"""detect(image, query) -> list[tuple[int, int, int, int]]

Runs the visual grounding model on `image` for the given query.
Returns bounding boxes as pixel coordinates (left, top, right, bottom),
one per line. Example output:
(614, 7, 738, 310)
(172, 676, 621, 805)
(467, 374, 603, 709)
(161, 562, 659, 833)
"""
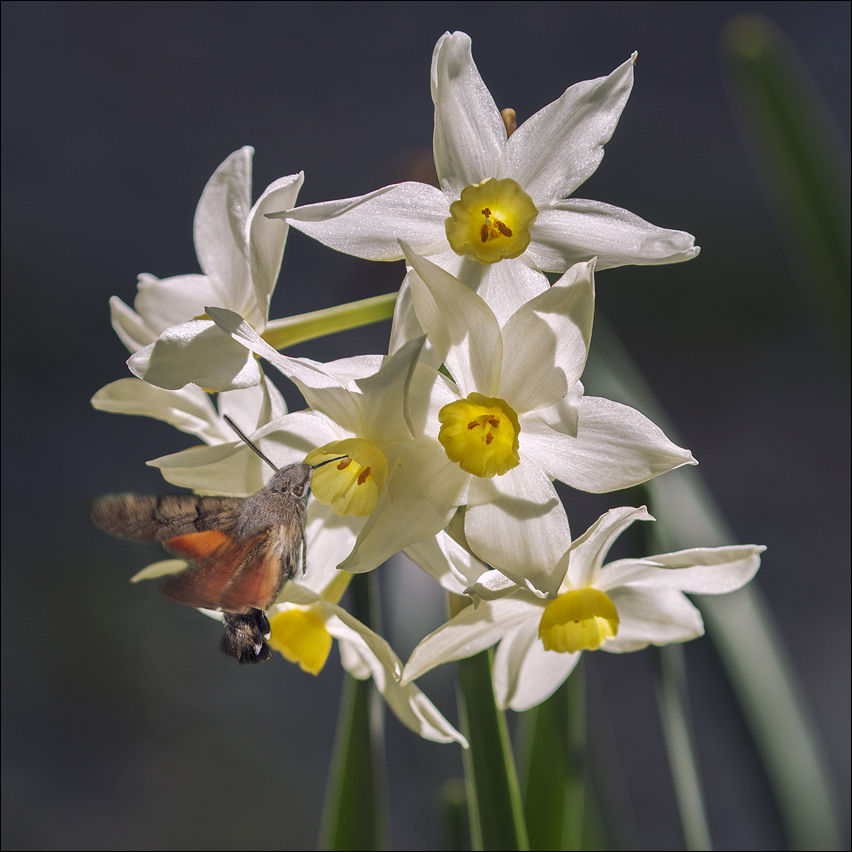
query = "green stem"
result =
(318, 573, 388, 851)
(263, 291, 398, 350)
(518, 664, 591, 851)
(456, 645, 529, 851)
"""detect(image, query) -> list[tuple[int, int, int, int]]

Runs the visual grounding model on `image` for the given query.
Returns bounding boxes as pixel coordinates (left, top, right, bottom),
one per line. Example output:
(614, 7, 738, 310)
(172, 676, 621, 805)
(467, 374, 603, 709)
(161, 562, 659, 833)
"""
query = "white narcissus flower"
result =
(401, 506, 764, 712)
(347, 245, 693, 597)
(110, 146, 304, 392)
(271, 32, 698, 328)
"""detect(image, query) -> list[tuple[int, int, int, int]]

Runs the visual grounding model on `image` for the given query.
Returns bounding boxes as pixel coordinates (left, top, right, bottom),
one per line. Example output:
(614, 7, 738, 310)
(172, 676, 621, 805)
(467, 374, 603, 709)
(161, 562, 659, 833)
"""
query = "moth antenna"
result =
(223, 415, 279, 473)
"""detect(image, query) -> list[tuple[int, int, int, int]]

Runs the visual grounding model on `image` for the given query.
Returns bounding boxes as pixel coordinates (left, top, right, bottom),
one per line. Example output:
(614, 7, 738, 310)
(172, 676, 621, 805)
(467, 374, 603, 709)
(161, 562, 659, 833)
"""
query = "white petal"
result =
(598, 545, 765, 595)
(318, 603, 402, 679)
(303, 501, 363, 594)
(149, 441, 268, 497)
(109, 295, 156, 352)
(565, 506, 654, 590)
(466, 466, 572, 597)
(193, 147, 252, 297)
(521, 397, 696, 493)
(498, 260, 595, 412)
(457, 258, 550, 327)
(216, 375, 288, 435)
(403, 244, 502, 397)
(464, 569, 521, 603)
(134, 273, 222, 337)
(528, 201, 699, 271)
(401, 594, 541, 684)
(339, 439, 470, 575)
(127, 319, 261, 392)
(431, 31, 505, 196)
(335, 629, 467, 746)
(272, 182, 448, 260)
(499, 54, 635, 203)
(91, 378, 227, 444)
(246, 172, 304, 324)
(204, 307, 363, 431)
(605, 586, 704, 652)
(493, 618, 580, 712)
(130, 559, 187, 583)
(356, 336, 425, 444)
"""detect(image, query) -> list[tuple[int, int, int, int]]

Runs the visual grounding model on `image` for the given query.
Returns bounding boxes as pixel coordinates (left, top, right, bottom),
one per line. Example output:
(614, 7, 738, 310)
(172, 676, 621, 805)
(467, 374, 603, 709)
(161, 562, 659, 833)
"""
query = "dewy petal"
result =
(271, 182, 449, 260)
(403, 244, 502, 397)
(401, 594, 541, 685)
(466, 465, 572, 598)
(499, 54, 636, 204)
(598, 545, 765, 595)
(133, 274, 217, 339)
(521, 397, 696, 494)
(128, 319, 261, 392)
(338, 439, 470, 575)
(193, 147, 252, 297)
(356, 336, 424, 445)
(431, 31, 505, 197)
(498, 259, 595, 413)
(457, 257, 550, 328)
(493, 618, 581, 712)
(604, 586, 704, 652)
(246, 172, 304, 325)
(528, 201, 699, 272)
(565, 506, 654, 590)
(91, 378, 226, 444)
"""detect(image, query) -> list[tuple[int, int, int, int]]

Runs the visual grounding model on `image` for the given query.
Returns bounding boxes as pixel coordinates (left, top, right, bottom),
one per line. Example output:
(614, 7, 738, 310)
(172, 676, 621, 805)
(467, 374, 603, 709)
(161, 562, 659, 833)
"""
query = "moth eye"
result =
(291, 484, 306, 497)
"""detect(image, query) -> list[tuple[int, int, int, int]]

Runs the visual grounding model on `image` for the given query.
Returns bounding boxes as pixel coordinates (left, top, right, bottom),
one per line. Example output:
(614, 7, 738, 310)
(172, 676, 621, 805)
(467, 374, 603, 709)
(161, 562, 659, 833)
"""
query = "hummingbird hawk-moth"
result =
(92, 417, 340, 664)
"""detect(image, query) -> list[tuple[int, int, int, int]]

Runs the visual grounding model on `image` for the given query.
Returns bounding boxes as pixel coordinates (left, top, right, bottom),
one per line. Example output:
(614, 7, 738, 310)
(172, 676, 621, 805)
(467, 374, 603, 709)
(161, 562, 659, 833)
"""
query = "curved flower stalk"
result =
(271, 31, 698, 327)
(402, 505, 764, 712)
(110, 146, 304, 392)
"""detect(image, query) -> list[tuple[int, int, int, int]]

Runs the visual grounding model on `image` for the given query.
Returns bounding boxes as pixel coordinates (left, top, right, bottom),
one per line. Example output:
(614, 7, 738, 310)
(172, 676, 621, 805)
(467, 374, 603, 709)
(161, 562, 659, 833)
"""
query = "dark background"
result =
(2, 2, 849, 849)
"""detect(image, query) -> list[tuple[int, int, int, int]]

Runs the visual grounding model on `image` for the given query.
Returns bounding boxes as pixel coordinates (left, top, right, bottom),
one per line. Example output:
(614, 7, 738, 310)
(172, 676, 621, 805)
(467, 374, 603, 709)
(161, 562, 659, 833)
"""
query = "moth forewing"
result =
(91, 494, 243, 542)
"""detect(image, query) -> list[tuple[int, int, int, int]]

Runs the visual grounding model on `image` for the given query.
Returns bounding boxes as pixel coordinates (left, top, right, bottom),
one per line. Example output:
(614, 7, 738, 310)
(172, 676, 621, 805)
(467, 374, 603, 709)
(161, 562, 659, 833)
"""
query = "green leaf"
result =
(722, 13, 851, 365)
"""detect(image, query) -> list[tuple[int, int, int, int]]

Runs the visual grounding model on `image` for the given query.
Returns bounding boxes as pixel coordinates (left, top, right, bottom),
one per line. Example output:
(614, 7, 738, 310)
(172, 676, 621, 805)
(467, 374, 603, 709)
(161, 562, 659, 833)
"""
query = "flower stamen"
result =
(438, 393, 520, 477)
(445, 177, 538, 264)
(305, 438, 388, 517)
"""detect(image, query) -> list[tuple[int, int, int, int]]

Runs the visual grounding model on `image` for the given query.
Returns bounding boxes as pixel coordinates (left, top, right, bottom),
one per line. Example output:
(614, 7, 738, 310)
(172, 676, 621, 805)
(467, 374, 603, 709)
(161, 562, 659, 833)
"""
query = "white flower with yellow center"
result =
(110, 146, 304, 392)
(271, 32, 698, 327)
(344, 245, 694, 597)
(401, 506, 764, 712)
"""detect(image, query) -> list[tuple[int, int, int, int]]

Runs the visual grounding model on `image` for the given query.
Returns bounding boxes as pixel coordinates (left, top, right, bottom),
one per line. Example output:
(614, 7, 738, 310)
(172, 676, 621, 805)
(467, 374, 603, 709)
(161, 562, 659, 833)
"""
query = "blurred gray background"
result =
(2, 2, 849, 849)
